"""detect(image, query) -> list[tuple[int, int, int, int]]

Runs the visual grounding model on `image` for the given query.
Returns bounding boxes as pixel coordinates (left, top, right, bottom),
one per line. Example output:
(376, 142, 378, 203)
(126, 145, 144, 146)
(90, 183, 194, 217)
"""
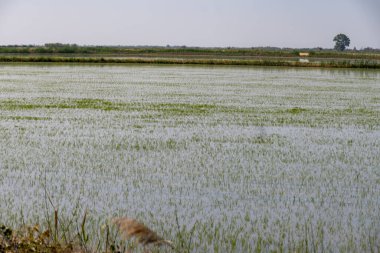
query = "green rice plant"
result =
(0, 64, 379, 252)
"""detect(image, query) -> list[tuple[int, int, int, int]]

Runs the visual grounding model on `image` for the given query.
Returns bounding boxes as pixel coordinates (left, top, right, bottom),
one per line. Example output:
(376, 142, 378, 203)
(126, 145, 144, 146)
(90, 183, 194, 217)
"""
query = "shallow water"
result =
(0, 64, 379, 252)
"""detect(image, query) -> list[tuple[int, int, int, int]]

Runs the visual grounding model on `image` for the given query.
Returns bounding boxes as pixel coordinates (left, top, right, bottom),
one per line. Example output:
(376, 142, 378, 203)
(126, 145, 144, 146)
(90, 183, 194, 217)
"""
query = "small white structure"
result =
(299, 52, 310, 57)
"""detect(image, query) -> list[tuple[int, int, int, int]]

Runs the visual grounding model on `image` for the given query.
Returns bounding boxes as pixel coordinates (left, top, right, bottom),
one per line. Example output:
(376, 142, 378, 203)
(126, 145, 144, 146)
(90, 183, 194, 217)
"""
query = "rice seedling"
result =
(0, 64, 379, 252)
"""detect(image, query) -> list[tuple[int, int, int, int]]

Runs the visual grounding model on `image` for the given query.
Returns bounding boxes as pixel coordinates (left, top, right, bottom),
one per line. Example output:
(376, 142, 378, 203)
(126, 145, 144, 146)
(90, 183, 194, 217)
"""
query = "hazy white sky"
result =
(0, 0, 379, 48)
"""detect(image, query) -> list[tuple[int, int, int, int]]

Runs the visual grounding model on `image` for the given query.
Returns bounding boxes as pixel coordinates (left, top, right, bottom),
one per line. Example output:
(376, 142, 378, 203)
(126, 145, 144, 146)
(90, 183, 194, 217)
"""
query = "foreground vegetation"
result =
(1, 209, 177, 253)
(1, 65, 379, 252)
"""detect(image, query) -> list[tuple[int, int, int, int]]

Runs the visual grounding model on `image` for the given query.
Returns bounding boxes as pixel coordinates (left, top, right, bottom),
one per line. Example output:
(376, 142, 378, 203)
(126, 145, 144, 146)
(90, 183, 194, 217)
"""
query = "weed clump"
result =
(0, 224, 79, 253)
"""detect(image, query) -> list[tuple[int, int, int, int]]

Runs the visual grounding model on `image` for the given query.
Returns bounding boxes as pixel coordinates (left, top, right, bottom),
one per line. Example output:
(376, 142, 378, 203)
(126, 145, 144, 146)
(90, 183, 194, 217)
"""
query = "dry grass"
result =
(113, 217, 174, 249)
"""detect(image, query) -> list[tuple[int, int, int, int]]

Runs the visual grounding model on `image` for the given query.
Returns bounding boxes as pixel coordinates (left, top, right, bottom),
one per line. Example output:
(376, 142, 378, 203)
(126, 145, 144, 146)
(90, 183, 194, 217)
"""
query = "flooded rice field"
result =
(0, 64, 379, 252)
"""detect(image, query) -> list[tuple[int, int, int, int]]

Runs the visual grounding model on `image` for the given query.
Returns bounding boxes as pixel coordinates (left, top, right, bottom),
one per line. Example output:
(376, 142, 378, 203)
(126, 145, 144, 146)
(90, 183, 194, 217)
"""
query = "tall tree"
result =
(333, 34, 350, 51)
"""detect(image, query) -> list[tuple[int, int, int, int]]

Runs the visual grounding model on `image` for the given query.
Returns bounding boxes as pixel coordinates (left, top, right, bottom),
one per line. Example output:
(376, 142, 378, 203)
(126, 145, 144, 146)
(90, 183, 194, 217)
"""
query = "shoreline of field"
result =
(1, 55, 380, 69)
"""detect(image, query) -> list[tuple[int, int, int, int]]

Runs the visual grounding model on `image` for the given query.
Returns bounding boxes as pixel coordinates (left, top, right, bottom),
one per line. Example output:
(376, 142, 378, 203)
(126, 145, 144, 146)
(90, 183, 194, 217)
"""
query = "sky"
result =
(0, 0, 379, 49)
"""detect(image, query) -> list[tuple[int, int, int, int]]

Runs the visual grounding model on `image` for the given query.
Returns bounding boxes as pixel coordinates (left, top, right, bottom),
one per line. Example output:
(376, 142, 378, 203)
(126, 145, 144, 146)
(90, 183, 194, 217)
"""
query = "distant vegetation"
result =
(0, 55, 379, 69)
(0, 43, 379, 58)
(0, 44, 379, 68)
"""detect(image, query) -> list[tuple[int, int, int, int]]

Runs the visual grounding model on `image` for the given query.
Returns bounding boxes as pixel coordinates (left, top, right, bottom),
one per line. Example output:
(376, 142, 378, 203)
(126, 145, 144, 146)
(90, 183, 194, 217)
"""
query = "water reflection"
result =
(319, 68, 380, 79)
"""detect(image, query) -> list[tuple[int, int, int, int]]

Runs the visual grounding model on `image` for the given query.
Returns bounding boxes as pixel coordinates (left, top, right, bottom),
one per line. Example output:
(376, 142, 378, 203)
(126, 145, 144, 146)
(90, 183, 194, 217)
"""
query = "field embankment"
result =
(0, 55, 379, 68)
(1, 45, 380, 68)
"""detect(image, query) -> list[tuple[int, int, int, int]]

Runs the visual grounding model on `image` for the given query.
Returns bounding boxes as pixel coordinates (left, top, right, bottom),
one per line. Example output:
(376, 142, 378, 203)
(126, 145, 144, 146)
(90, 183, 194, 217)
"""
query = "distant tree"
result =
(333, 34, 350, 51)
(363, 47, 374, 52)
